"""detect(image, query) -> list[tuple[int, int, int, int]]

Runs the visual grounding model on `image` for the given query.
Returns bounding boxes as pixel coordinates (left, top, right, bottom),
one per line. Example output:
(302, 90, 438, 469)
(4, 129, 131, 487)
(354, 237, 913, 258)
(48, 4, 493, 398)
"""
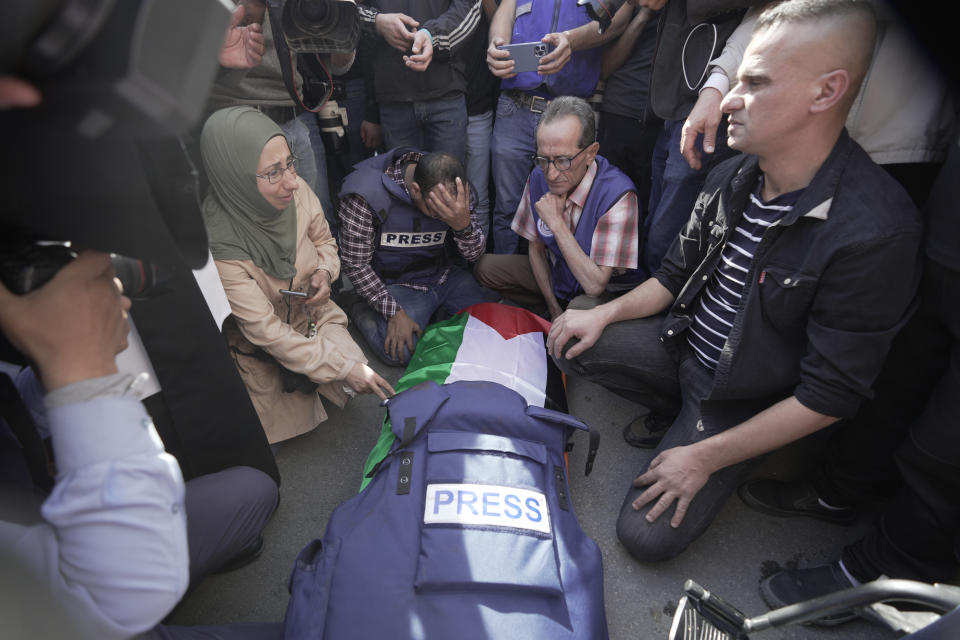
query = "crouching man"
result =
(475, 96, 643, 319)
(547, 0, 922, 562)
(339, 149, 496, 366)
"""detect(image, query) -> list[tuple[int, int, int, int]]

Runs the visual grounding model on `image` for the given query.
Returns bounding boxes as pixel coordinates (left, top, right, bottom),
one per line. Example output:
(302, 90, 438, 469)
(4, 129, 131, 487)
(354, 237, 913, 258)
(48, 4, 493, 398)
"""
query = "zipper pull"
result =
(759, 271, 766, 284)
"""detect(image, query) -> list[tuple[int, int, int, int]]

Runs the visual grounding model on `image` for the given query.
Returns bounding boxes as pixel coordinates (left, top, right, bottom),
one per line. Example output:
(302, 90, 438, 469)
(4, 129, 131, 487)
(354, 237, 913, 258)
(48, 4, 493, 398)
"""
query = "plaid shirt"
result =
(512, 160, 639, 277)
(339, 151, 485, 319)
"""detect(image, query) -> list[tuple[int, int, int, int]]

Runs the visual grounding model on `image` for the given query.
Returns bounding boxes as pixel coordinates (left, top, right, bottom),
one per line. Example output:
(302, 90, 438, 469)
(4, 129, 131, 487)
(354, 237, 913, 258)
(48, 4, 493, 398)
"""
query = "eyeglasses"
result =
(256, 157, 298, 184)
(532, 146, 588, 172)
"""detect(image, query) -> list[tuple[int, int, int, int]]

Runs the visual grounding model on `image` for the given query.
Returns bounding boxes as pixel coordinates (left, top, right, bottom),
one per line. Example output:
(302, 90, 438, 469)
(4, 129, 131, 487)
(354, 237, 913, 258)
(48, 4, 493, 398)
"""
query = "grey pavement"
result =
(168, 327, 900, 640)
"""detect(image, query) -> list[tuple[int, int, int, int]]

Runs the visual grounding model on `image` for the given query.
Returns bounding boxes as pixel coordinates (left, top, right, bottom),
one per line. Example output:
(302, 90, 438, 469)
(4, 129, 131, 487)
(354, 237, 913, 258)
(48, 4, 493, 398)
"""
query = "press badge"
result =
(380, 231, 447, 247)
(424, 483, 551, 535)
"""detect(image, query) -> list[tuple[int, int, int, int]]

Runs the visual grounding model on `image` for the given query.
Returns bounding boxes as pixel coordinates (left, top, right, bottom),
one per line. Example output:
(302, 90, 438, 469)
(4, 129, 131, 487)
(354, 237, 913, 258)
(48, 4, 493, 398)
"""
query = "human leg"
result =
(490, 94, 540, 254)
(348, 285, 439, 366)
(615, 353, 758, 562)
(464, 109, 494, 241)
(473, 254, 546, 310)
(296, 110, 334, 228)
(597, 112, 661, 225)
(279, 115, 318, 199)
(184, 466, 279, 584)
(419, 95, 468, 161)
(379, 102, 422, 150)
(641, 119, 735, 275)
(434, 267, 499, 319)
(552, 315, 682, 416)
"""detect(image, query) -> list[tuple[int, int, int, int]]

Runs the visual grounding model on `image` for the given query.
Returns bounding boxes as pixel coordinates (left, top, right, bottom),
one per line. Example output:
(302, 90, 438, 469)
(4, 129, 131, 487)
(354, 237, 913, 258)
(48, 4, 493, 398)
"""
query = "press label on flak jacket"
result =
(424, 483, 551, 534)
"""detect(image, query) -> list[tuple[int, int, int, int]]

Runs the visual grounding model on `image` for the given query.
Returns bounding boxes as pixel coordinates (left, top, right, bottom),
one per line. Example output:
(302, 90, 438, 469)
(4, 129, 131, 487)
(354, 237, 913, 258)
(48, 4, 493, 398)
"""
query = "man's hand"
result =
(534, 192, 566, 232)
(219, 5, 266, 69)
(360, 121, 382, 149)
(537, 32, 572, 75)
(681, 87, 724, 170)
(0, 251, 131, 391)
(426, 177, 471, 231)
(304, 270, 332, 309)
(487, 37, 516, 78)
(631, 444, 714, 528)
(404, 30, 434, 72)
(546, 308, 605, 360)
(344, 362, 396, 401)
(376, 12, 419, 52)
(385, 309, 422, 362)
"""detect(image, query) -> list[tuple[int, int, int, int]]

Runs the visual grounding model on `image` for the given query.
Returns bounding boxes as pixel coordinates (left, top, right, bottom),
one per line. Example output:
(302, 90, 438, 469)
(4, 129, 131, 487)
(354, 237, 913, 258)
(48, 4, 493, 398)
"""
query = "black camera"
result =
(0, 230, 174, 300)
(272, 0, 361, 53)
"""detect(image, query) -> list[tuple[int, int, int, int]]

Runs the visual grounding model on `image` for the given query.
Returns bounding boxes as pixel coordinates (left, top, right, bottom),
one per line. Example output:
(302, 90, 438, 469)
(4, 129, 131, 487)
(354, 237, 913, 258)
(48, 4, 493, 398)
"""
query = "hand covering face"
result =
(200, 106, 297, 280)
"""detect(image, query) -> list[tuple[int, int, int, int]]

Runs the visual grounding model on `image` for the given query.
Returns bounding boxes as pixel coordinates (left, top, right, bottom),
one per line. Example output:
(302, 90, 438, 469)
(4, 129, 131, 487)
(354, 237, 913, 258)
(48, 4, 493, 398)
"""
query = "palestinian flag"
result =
(360, 303, 566, 488)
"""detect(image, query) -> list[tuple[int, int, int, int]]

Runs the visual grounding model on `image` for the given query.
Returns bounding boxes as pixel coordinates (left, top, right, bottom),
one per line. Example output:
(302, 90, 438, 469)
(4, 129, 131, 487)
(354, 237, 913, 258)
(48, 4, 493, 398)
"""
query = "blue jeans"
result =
(350, 268, 497, 366)
(280, 111, 333, 218)
(379, 95, 467, 161)
(490, 93, 541, 254)
(643, 118, 735, 275)
(464, 109, 494, 243)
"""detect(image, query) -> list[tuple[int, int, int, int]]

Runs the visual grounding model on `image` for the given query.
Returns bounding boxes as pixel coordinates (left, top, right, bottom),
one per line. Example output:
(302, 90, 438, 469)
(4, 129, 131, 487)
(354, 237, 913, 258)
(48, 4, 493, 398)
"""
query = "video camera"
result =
(274, 0, 361, 54)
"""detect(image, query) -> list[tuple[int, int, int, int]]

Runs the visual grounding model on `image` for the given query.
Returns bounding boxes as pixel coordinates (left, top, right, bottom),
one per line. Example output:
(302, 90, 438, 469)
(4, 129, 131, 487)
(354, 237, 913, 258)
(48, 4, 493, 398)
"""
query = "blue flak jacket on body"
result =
(282, 380, 608, 639)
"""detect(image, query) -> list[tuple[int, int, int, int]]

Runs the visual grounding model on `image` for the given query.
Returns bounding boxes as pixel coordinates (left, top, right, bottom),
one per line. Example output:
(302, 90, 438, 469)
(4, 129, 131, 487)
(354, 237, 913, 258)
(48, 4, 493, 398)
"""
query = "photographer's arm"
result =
(0, 252, 189, 638)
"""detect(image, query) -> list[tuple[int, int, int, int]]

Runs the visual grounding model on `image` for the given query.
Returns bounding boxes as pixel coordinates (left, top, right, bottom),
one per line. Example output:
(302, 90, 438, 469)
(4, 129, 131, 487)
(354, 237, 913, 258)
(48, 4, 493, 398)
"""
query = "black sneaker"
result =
(760, 563, 859, 626)
(621, 413, 674, 449)
(738, 478, 856, 525)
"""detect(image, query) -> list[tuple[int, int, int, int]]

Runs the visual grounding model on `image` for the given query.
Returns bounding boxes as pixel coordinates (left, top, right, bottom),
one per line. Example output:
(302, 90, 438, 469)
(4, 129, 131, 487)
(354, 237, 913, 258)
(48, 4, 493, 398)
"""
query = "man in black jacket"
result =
(357, 0, 481, 161)
(546, 0, 921, 562)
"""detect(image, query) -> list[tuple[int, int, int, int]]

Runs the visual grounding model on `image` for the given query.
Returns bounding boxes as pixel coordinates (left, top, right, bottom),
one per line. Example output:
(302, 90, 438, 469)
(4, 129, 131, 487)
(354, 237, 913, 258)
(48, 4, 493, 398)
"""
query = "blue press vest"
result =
(529, 155, 643, 300)
(283, 380, 609, 639)
(339, 147, 451, 286)
(502, 0, 601, 97)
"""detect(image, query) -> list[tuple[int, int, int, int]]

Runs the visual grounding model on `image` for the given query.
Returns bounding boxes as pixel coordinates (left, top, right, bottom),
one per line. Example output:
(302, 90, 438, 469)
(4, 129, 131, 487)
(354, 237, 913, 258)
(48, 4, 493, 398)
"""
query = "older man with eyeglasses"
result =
(475, 96, 642, 319)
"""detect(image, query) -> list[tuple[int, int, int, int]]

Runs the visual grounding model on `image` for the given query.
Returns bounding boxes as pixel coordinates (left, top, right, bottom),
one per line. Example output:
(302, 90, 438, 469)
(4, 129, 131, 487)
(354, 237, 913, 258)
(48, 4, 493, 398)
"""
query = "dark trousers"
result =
(152, 467, 280, 638)
(597, 111, 662, 225)
(837, 259, 960, 582)
(553, 317, 758, 561)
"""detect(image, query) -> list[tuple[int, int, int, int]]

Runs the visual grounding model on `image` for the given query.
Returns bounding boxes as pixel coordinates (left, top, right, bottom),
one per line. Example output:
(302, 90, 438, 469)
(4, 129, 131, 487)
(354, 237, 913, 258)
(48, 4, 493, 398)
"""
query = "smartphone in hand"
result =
(497, 41, 554, 74)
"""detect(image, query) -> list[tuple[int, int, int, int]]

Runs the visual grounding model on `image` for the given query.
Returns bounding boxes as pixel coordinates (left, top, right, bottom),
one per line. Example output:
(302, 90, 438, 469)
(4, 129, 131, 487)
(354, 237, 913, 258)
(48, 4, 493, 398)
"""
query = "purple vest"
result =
(529, 155, 642, 301)
(501, 0, 600, 97)
(339, 148, 451, 286)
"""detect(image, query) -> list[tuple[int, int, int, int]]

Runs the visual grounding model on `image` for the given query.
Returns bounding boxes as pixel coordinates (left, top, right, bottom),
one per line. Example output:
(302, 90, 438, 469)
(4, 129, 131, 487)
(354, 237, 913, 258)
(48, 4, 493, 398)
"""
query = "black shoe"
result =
(621, 413, 673, 449)
(738, 478, 856, 525)
(760, 563, 859, 626)
(213, 535, 264, 574)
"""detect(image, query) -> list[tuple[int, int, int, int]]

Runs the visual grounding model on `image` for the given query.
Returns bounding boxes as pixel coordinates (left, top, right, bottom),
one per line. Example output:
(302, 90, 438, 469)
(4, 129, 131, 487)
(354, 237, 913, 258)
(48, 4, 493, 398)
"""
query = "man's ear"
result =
(409, 181, 422, 201)
(810, 69, 850, 113)
(585, 141, 600, 164)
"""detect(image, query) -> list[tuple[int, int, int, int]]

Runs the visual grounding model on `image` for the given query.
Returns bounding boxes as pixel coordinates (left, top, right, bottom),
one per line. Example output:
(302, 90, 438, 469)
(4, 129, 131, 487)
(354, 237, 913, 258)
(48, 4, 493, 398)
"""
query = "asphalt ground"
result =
(168, 322, 902, 640)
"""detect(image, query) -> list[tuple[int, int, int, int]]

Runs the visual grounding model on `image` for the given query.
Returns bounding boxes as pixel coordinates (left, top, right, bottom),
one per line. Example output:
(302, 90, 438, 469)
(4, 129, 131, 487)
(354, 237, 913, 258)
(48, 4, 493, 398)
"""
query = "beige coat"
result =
(216, 177, 367, 443)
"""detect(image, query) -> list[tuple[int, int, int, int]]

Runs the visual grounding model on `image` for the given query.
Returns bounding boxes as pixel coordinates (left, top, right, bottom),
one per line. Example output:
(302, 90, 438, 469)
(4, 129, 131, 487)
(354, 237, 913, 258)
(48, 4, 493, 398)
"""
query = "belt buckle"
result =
(530, 95, 548, 114)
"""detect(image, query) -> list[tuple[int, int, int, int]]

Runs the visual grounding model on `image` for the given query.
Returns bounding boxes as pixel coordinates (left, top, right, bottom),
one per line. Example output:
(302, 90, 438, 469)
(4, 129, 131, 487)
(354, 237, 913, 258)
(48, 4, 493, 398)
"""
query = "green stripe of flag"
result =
(359, 313, 470, 489)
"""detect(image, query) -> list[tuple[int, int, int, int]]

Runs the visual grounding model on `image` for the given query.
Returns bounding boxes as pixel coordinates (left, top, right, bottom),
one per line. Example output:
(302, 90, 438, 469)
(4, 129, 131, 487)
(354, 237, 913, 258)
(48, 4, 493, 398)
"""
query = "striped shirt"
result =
(512, 161, 640, 276)
(687, 183, 802, 369)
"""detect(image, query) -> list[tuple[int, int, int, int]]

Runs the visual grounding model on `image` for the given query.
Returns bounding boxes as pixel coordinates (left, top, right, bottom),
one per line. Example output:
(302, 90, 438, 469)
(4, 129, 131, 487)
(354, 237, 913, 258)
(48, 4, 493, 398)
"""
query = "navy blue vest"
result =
(339, 148, 451, 286)
(502, 0, 601, 97)
(283, 380, 608, 639)
(530, 155, 642, 301)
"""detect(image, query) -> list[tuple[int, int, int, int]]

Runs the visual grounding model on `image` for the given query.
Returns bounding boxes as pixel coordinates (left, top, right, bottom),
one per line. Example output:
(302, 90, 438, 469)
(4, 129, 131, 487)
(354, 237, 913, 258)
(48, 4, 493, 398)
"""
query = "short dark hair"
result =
(537, 96, 596, 149)
(412, 152, 467, 196)
(756, 0, 876, 31)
